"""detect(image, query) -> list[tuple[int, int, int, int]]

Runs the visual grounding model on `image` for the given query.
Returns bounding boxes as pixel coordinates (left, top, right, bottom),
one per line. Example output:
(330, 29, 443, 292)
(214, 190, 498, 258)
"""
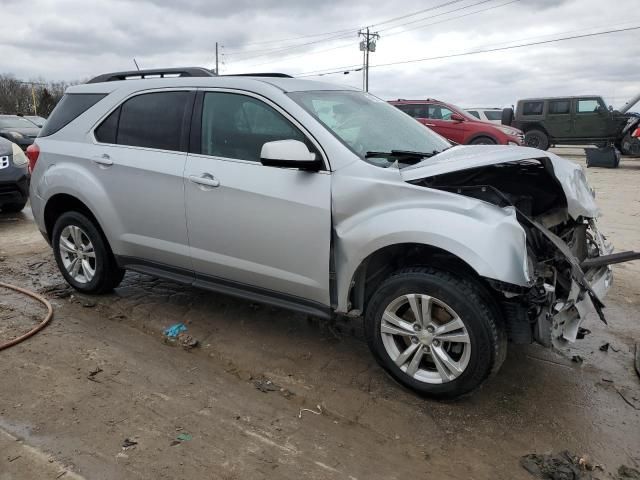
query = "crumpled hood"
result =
(400, 145, 600, 219)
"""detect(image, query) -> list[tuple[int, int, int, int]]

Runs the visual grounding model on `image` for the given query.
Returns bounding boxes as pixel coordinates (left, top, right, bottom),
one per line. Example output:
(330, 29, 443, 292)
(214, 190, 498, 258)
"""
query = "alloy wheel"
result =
(58, 225, 97, 284)
(380, 294, 471, 384)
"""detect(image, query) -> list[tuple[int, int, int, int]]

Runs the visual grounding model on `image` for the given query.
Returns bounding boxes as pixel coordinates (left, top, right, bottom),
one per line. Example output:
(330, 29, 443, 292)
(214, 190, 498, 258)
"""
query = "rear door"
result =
(184, 90, 332, 308)
(545, 99, 572, 138)
(426, 103, 466, 144)
(91, 89, 194, 273)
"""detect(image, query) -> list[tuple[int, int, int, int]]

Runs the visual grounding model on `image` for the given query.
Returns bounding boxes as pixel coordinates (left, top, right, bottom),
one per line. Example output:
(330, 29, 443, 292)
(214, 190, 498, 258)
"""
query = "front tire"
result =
(52, 211, 125, 294)
(364, 267, 506, 398)
(469, 136, 496, 145)
(524, 129, 550, 150)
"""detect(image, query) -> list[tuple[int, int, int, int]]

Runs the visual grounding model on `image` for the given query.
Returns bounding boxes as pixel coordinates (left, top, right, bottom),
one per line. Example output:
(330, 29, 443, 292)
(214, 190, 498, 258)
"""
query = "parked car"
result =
(29, 67, 638, 398)
(389, 99, 524, 145)
(505, 94, 640, 153)
(22, 115, 47, 128)
(0, 115, 41, 150)
(0, 136, 30, 213)
(465, 108, 503, 124)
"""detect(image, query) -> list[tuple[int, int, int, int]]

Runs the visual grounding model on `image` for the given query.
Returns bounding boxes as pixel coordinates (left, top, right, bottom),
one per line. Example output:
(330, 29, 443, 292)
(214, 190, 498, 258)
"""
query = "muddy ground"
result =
(1, 148, 639, 479)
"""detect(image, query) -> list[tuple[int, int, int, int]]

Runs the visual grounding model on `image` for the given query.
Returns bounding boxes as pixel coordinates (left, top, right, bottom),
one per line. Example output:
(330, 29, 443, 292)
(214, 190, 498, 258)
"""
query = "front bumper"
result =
(0, 161, 29, 206)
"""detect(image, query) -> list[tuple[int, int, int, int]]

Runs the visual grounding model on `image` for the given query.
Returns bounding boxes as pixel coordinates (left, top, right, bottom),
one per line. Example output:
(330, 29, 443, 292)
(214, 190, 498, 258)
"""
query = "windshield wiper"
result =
(365, 150, 436, 159)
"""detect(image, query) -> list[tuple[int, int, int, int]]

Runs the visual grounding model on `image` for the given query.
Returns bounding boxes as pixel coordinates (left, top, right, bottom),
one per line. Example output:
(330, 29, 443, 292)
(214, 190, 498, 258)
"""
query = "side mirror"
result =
(450, 113, 465, 122)
(596, 105, 606, 114)
(260, 140, 321, 171)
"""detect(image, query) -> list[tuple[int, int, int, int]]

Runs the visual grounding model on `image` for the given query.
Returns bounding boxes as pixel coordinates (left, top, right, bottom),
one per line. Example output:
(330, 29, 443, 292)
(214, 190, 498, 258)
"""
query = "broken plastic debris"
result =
(164, 323, 187, 338)
(176, 433, 192, 442)
(298, 404, 322, 419)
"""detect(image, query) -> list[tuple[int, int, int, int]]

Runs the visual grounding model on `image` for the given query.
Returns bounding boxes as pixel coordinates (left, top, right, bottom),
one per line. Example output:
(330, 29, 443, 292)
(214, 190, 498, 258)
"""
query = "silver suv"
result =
(29, 67, 636, 398)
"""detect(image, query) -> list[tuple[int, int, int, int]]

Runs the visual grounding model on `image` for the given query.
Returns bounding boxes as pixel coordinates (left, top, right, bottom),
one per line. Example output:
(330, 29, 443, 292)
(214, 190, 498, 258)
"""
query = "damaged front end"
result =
(403, 147, 639, 349)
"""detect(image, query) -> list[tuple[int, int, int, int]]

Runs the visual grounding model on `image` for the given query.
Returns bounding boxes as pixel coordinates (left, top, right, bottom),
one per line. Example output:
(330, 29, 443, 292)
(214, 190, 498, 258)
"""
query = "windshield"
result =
(288, 90, 450, 168)
(0, 117, 36, 129)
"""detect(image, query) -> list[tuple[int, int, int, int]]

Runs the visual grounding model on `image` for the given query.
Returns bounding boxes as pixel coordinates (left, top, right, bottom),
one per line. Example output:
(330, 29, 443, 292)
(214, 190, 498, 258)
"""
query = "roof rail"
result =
(87, 67, 216, 84)
(221, 73, 293, 78)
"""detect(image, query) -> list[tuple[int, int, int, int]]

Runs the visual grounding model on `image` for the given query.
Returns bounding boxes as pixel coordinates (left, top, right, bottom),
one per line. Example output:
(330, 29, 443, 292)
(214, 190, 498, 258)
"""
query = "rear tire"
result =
(469, 136, 496, 145)
(524, 129, 550, 150)
(52, 211, 125, 294)
(1, 201, 27, 213)
(364, 267, 506, 399)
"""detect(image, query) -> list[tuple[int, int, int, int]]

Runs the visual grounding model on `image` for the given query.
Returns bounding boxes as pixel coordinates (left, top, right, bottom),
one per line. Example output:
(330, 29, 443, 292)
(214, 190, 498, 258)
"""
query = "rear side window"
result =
(395, 104, 427, 119)
(484, 110, 502, 121)
(40, 93, 106, 137)
(116, 92, 191, 151)
(522, 101, 543, 116)
(549, 100, 570, 114)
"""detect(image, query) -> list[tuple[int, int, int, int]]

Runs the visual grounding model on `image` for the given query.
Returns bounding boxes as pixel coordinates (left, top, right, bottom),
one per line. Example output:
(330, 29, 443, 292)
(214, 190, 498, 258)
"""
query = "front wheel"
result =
(469, 136, 496, 145)
(365, 268, 506, 398)
(52, 211, 125, 294)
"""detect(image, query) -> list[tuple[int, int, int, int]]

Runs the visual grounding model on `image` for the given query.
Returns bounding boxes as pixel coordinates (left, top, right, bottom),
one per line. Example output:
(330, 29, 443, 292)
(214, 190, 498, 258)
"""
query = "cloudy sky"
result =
(2, 0, 639, 108)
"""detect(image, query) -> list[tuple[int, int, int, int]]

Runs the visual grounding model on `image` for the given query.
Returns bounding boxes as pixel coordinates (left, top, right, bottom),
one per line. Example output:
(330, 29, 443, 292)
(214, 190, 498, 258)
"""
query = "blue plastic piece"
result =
(164, 323, 187, 338)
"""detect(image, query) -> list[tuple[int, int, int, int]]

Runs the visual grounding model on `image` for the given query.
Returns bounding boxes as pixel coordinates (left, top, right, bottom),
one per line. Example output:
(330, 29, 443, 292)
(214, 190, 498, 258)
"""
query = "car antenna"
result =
(133, 58, 141, 71)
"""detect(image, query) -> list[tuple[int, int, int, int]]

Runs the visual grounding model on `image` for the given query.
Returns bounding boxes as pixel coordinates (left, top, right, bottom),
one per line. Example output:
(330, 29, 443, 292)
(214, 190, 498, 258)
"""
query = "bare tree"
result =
(0, 73, 76, 117)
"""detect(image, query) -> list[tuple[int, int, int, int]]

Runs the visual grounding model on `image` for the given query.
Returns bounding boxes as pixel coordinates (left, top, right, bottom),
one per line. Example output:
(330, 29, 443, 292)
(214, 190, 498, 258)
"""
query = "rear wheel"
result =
(469, 136, 496, 145)
(52, 211, 125, 293)
(1, 201, 26, 213)
(365, 267, 506, 398)
(524, 129, 550, 150)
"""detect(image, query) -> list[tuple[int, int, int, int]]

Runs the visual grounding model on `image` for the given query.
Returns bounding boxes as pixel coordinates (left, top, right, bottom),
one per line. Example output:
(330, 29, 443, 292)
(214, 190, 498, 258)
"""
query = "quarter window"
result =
(97, 91, 191, 152)
(467, 110, 480, 119)
(522, 101, 544, 116)
(549, 100, 570, 114)
(200, 92, 311, 162)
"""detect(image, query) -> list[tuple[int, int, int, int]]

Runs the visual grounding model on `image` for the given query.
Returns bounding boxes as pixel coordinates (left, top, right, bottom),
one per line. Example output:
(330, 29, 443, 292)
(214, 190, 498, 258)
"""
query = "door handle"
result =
(92, 153, 113, 167)
(425, 123, 436, 127)
(189, 174, 220, 188)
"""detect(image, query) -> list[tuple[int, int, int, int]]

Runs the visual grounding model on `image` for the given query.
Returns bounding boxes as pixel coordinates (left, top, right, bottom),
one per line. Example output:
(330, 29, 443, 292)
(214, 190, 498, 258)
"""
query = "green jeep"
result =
(506, 95, 640, 154)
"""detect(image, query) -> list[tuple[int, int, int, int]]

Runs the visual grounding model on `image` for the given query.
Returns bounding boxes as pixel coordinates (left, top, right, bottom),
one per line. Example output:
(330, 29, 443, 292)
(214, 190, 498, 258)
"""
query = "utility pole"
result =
(358, 28, 379, 92)
(215, 42, 219, 75)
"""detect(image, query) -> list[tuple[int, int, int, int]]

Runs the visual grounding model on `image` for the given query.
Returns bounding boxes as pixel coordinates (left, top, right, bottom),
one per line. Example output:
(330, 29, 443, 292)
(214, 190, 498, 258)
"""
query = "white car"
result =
(465, 108, 504, 124)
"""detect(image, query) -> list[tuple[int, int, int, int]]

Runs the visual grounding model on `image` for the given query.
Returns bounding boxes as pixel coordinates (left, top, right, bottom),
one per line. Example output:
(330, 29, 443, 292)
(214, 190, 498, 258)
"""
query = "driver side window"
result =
(201, 92, 311, 162)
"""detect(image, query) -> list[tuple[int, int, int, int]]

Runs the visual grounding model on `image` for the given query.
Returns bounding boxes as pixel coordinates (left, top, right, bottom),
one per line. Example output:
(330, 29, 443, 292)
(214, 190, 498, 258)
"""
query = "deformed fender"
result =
(331, 166, 531, 313)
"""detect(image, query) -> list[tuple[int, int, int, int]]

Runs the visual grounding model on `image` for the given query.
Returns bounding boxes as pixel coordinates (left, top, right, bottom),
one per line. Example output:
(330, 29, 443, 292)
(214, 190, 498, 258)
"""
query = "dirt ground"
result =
(1, 148, 639, 480)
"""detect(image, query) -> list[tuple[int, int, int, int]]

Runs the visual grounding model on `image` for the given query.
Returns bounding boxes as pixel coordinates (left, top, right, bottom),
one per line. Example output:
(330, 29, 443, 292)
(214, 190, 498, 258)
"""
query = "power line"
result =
(368, 0, 467, 27)
(225, 31, 357, 59)
(296, 25, 640, 77)
(380, 0, 503, 34)
(382, 0, 520, 37)
(226, 0, 491, 60)
(226, 27, 359, 49)
(229, 0, 518, 69)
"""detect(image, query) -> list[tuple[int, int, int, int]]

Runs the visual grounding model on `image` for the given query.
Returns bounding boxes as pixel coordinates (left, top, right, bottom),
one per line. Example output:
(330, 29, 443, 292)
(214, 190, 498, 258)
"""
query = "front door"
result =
(184, 90, 332, 307)
(90, 89, 194, 272)
(573, 98, 607, 139)
(426, 104, 466, 144)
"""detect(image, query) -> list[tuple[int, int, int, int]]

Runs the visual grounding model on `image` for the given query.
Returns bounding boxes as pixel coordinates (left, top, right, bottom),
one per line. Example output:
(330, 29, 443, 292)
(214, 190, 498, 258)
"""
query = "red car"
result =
(389, 99, 524, 146)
